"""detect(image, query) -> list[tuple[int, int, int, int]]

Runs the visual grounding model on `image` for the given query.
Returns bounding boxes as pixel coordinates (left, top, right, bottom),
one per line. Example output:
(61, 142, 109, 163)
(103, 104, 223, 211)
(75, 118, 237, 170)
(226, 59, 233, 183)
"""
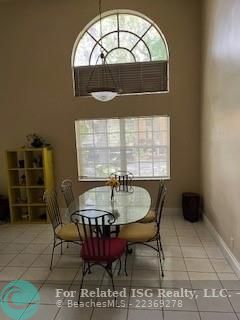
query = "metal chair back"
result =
(154, 180, 165, 212)
(43, 191, 62, 232)
(71, 209, 116, 258)
(110, 170, 133, 192)
(61, 179, 74, 208)
(156, 185, 166, 229)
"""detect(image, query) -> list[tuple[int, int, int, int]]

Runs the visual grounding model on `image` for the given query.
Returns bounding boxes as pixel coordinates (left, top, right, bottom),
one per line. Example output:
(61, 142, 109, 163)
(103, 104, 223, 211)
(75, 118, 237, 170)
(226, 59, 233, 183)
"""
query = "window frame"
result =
(75, 115, 171, 182)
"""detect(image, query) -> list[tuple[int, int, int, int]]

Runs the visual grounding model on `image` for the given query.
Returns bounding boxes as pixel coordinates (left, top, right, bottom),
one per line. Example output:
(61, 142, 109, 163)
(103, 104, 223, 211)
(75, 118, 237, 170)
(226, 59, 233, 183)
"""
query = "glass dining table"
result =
(68, 186, 151, 226)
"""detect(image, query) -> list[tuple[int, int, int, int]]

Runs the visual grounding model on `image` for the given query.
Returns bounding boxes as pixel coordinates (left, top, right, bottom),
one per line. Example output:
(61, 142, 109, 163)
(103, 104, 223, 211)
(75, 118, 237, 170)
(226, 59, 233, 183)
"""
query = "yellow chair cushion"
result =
(138, 209, 156, 223)
(56, 223, 88, 241)
(118, 222, 157, 242)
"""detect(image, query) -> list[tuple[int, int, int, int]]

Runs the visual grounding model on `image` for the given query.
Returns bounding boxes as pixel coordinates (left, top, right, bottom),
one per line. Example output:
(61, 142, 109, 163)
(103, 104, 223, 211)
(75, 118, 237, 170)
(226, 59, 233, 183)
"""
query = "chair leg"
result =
(107, 264, 115, 292)
(127, 247, 133, 254)
(67, 243, 69, 249)
(50, 238, 56, 271)
(157, 239, 164, 278)
(106, 264, 117, 306)
(118, 257, 122, 276)
(88, 262, 92, 274)
(159, 237, 165, 260)
(124, 245, 129, 276)
(78, 261, 86, 303)
(60, 241, 63, 255)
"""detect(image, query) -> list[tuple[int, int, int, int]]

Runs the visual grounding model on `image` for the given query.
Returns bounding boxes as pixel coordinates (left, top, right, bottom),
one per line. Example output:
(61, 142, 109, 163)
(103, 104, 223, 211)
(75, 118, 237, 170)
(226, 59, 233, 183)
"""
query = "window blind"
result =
(73, 61, 168, 97)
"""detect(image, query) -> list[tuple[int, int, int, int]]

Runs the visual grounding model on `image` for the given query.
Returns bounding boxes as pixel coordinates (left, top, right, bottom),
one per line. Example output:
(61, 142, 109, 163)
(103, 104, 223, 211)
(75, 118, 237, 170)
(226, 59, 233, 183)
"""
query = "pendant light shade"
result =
(91, 90, 118, 102)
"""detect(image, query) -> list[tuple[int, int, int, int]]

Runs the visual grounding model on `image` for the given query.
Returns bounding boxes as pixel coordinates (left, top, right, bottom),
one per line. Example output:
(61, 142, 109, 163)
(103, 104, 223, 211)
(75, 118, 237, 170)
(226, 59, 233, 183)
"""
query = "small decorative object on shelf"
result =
(21, 213, 29, 221)
(18, 160, 25, 168)
(26, 134, 50, 148)
(39, 212, 47, 220)
(106, 177, 120, 201)
(36, 176, 44, 185)
(32, 156, 42, 168)
(20, 174, 26, 186)
(38, 155, 43, 167)
(16, 197, 27, 204)
(37, 195, 44, 203)
(32, 158, 39, 168)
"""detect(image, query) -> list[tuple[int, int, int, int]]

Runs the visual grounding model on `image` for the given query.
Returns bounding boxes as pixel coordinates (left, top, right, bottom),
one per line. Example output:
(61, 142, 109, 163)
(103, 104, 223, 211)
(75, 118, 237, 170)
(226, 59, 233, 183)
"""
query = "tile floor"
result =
(0, 215, 240, 320)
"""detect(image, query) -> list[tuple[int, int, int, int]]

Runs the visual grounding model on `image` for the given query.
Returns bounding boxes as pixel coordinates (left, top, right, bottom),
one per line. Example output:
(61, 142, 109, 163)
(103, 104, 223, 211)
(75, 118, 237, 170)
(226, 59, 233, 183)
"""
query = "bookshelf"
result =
(6, 147, 54, 223)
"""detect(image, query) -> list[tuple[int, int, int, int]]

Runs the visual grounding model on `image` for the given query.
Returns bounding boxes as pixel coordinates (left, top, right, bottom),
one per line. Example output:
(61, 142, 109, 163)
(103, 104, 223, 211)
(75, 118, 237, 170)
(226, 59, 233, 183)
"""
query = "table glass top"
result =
(68, 186, 151, 225)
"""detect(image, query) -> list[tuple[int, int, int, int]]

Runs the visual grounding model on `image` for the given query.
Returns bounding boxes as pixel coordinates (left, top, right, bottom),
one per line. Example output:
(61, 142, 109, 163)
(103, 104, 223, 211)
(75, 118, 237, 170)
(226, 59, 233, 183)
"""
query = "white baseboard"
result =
(204, 214, 240, 277)
(164, 207, 182, 216)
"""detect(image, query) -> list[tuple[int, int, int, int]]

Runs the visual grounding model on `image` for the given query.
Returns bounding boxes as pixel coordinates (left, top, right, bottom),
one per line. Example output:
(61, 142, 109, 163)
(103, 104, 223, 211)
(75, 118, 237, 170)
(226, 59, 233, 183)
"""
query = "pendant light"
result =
(87, 0, 119, 102)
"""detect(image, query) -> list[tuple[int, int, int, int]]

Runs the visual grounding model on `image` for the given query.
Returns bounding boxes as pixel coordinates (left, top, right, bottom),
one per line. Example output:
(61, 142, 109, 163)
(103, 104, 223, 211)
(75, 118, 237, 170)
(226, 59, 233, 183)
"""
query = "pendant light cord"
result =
(99, 0, 103, 55)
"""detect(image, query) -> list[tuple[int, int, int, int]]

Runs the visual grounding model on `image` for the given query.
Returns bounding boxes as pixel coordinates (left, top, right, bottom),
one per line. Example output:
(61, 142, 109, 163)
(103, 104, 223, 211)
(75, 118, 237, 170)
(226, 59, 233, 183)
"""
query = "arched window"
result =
(72, 10, 169, 97)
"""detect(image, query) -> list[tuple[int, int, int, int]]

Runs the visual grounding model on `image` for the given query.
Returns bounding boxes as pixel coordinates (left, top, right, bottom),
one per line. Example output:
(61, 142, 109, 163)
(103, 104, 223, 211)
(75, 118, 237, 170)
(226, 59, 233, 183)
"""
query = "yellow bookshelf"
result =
(6, 147, 54, 223)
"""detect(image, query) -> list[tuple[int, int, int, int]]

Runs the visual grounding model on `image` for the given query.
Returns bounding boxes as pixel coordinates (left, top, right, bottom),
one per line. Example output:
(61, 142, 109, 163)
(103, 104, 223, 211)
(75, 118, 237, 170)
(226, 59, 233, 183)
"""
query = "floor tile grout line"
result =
(162, 221, 187, 320)
(52, 279, 75, 320)
(173, 218, 191, 285)
(2, 229, 49, 268)
(173, 218, 203, 320)
(199, 235, 236, 276)
(193, 222, 236, 316)
(17, 252, 55, 320)
(70, 247, 104, 320)
(45, 242, 80, 320)
(226, 292, 240, 319)
(191, 221, 231, 262)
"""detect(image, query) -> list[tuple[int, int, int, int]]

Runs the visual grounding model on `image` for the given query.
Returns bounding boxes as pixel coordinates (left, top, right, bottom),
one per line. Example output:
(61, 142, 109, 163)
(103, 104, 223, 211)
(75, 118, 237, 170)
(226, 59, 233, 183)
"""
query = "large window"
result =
(72, 11, 169, 97)
(75, 116, 170, 180)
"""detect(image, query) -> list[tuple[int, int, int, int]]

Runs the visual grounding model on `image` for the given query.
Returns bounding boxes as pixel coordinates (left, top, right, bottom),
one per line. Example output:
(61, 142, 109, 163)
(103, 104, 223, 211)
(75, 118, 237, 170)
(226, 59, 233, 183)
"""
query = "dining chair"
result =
(139, 180, 165, 224)
(109, 170, 134, 192)
(71, 209, 127, 302)
(61, 179, 75, 209)
(118, 186, 166, 277)
(43, 191, 88, 270)
(109, 170, 134, 236)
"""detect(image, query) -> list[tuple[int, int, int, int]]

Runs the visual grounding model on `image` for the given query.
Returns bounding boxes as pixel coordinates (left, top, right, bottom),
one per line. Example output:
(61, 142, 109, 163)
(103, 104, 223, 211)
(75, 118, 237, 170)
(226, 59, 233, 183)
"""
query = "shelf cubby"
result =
(26, 169, 44, 187)
(10, 188, 28, 205)
(28, 188, 45, 205)
(29, 206, 47, 223)
(24, 150, 43, 169)
(11, 206, 30, 223)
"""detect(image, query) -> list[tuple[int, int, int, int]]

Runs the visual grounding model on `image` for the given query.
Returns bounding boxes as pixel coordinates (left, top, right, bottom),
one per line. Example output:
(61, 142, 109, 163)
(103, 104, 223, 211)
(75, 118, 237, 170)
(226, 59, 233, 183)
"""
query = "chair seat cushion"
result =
(138, 209, 156, 223)
(118, 222, 157, 242)
(81, 238, 127, 262)
(56, 223, 87, 241)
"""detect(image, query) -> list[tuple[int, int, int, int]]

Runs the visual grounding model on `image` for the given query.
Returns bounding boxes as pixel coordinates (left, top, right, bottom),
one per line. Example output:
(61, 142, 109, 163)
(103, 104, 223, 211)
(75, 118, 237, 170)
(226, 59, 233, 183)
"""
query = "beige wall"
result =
(202, 0, 240, 260)
(0, 0, 201, 208)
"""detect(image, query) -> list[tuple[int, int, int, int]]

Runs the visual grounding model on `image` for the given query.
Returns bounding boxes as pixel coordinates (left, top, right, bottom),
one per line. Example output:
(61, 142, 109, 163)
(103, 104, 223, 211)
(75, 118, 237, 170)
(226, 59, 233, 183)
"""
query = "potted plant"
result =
(26, 134, 47, 148)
